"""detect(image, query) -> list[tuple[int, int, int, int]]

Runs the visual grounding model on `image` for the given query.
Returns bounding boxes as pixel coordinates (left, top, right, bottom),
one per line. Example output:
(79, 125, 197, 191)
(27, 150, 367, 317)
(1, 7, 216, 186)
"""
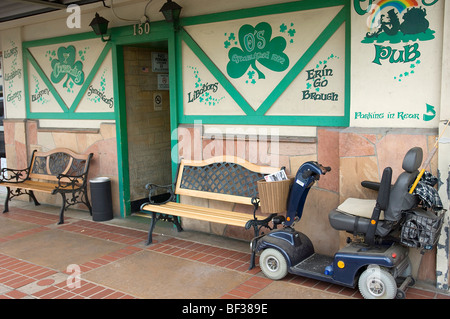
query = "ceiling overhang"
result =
(0, 0, 104, 23)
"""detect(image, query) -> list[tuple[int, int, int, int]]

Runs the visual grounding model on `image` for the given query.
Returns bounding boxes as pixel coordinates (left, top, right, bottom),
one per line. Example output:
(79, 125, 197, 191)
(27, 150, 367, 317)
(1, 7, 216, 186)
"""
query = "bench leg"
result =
(249, 251, 257, 270)
(245, 213, 277, 270)
(3, 187, 10, 213)
(248, 225, 260, 270)
(84, 192, 92, 216)
(77, 188, 92, 216)
(146, 212, 157, 245)
(2, 188, 41, 213)
(173, 216, 183, 232)
(28, 190, 40, 206)
(58, 193, 66, 225)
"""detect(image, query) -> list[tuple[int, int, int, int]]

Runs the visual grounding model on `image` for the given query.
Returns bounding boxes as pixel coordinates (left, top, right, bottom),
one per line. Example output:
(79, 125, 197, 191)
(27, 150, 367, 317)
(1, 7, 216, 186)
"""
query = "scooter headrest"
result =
(402, 147, 423, 173)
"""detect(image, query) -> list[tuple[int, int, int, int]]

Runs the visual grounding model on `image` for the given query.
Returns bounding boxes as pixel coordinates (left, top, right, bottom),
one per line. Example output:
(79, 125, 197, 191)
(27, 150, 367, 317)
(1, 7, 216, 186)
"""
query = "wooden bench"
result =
(135, 156, 282, 246)
(0, 148, 93, 224)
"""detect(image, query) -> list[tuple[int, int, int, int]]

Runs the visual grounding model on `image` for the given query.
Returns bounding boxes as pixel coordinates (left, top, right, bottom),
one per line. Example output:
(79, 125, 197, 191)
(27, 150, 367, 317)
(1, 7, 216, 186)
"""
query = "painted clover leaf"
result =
(227, 22, 289, 80)
(51, 45, 85, 88)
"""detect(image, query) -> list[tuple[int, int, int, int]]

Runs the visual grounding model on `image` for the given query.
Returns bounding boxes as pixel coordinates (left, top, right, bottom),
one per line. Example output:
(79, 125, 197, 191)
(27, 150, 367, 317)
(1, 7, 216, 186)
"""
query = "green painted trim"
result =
(182, 115, 348, 126)
(23, 49, 31, 116)
(110, 21, 180, 217)
(168, 30, 180, 182)
(180, 0, 346, 26)
(109, 21, 173, 45)
(180, 29, 256, 116)
(255, 6, 346, 116)
(343, 3, 351, 126)
(25, 49, 68, 111)
(69, 43, 112, 112)
(176, 28, 184, 129)
(112, 44, 129, 218)
(26, 112, 116, 120)
(177, 0, 351, 127)
(23, 32, 98, 49)
(23, 33, 115, 120)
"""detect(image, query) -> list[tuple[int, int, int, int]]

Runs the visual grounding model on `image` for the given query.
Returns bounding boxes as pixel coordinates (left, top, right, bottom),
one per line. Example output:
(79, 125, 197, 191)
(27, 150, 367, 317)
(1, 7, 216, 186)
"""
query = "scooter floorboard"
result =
(291, 253, 334, 281)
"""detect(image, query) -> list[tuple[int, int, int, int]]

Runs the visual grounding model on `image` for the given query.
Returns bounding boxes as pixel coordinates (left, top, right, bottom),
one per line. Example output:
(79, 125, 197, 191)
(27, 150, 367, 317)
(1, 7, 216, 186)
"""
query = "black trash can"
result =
(90, 177, 113, 222)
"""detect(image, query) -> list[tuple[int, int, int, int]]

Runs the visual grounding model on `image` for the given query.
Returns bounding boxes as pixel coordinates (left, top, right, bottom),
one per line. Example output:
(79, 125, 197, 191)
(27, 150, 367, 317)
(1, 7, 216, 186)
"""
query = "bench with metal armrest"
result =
(0, 148, 93, 224)
(135, 156, 281, 246)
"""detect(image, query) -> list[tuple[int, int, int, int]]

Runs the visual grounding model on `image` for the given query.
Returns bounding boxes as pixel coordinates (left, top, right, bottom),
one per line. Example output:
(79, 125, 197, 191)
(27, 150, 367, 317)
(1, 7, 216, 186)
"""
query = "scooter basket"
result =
(400, 209, 444, 250)
(257, 178, 293, 214)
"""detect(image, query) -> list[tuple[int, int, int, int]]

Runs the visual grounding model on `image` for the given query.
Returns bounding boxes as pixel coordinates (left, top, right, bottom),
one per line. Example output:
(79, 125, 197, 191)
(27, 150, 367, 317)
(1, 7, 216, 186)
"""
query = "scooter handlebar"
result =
(315, 162, 331, 174)
(302, 163, 330, 180)
(321, 166, 331, 174)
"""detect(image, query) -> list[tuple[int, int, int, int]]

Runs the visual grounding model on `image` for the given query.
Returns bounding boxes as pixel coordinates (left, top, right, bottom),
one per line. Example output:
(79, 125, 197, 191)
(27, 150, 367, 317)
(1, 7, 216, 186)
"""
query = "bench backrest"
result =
(29, 148, 93, 182)
(175, 156, 281, 205)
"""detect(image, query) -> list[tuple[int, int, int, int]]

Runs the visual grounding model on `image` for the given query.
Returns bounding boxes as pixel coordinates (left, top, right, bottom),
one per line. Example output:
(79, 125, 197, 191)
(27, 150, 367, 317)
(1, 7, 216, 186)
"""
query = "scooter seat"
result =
(329, 209, 391, 237)
(335, 198, 384, 220)
(329, 195, 388, 237)
(329, 147, 423, 240)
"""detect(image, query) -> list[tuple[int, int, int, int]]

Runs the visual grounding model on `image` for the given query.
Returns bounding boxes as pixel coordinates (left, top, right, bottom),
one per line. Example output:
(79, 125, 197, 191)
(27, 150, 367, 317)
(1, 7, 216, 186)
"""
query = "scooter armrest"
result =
(361, 181, 380, 191)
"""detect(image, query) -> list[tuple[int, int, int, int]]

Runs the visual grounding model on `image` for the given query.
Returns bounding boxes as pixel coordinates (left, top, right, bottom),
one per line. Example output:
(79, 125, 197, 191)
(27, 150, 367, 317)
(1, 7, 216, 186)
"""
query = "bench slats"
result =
(136, 212, 247, 228)
(174, 189, 254, 206)
(140, 202, 269, 227)
(0, 180, 57, 193)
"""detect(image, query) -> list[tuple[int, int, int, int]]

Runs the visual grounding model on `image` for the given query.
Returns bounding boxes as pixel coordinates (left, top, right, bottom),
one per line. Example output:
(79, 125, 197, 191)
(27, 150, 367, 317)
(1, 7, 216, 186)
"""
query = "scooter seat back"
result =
(384, 147, 422, 221)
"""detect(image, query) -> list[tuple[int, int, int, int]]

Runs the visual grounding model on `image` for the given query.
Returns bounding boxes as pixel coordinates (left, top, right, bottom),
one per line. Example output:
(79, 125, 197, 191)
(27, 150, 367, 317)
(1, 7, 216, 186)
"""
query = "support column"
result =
(436, 0, 450, 292)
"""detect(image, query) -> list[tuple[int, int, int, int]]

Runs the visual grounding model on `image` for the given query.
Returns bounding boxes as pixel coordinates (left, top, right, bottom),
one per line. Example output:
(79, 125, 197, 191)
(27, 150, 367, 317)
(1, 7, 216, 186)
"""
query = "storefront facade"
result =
(0, 0, 449, 289)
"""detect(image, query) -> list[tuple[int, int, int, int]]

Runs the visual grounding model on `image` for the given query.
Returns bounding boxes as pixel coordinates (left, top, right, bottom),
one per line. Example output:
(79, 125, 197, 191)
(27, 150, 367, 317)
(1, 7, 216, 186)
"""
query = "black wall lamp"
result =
(160, 0, 182, 24)
(89, 13, 111, 42)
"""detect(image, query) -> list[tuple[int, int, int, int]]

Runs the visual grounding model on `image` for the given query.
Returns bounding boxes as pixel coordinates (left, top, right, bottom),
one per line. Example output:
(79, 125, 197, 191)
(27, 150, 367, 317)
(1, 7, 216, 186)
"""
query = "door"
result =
(123, 43, 172, 211)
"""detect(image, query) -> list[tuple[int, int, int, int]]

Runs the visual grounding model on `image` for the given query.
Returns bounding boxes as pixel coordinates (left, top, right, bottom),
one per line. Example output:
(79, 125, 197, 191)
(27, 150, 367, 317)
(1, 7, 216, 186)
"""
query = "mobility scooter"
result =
(251, 147, 444, 299)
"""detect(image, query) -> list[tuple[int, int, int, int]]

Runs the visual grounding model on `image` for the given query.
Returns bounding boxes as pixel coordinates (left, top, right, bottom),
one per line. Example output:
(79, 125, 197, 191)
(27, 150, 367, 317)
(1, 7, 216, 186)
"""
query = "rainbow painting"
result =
(368, 0, 419, 28)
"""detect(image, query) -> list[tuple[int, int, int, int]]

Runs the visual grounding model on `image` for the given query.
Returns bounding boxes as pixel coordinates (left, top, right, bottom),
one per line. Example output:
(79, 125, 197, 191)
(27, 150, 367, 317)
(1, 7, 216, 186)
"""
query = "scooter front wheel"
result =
(358, 266, 397, 299)
(259, 248, 288, 280)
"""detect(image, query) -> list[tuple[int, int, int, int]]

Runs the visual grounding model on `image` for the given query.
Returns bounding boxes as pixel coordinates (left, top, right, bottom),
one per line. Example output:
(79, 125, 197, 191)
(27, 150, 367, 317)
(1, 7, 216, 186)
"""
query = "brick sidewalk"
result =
(0, 206, 449, 299)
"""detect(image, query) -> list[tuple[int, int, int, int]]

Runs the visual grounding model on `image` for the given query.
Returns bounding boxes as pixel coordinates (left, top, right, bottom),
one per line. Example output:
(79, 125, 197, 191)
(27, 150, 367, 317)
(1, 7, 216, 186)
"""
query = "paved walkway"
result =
(0, 199, 449, 302)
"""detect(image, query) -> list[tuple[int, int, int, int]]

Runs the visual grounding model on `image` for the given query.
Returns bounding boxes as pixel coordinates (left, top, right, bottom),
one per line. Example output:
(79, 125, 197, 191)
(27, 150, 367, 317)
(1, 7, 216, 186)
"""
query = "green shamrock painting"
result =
(227, 22, 289, 80)
(50, 45, 85, 88)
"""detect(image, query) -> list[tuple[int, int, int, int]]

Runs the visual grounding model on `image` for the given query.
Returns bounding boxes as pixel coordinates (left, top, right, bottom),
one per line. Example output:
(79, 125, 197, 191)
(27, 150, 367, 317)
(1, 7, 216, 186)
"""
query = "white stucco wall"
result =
(351, 0, 444, 129)
(1, 27, 26, 119)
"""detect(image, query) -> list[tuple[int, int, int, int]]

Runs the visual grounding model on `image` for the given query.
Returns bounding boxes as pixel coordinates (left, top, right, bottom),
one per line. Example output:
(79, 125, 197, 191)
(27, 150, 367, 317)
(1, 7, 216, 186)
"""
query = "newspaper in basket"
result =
(257, 170, 293, 214)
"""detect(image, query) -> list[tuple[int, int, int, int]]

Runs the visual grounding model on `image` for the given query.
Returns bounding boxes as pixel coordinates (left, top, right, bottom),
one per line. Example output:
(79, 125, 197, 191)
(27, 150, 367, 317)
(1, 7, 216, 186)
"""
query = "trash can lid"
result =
(90, 177, 110, 183)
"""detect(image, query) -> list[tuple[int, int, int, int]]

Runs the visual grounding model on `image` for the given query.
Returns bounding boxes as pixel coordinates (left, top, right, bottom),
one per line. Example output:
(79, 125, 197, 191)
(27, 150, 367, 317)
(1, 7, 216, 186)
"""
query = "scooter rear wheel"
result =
(259, 248, 288, 280)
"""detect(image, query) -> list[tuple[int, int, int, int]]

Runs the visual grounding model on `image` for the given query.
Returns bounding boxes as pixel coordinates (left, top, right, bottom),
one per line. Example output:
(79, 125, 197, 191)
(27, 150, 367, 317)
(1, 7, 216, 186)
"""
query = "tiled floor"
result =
(0, 201, 449, 300)
(0, 208, 140, 299)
